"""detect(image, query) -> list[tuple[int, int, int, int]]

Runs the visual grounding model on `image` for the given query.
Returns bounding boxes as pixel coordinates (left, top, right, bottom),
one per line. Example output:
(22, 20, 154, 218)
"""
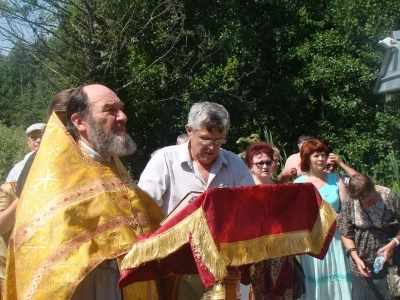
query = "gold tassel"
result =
(121, 200, 337, 281)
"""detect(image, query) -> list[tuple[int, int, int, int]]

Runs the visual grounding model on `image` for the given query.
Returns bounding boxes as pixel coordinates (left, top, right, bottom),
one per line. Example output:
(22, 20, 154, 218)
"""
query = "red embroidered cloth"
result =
(119, 183, 336, 288)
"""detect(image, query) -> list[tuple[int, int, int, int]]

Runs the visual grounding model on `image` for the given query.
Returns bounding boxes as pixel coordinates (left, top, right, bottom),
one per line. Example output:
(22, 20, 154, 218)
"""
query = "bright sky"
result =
(0, 17, 13, 55)
(0, 39, 12, 55)
(0, 16, 34, 56)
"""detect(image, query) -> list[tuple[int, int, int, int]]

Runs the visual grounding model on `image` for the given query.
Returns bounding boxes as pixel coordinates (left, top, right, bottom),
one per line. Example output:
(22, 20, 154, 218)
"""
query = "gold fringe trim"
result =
(121, 200, 336, 281)
(121, 207, 230, 280)
(220, 201, 337, 266)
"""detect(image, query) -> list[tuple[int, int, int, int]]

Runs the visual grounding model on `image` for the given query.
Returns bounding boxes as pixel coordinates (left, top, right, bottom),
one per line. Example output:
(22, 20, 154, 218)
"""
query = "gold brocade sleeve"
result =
(4, 112, 164, 300)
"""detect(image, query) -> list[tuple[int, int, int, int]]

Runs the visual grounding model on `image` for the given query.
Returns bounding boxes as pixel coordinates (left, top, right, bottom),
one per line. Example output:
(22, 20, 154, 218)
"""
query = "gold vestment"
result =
(4, 112, 164, 300)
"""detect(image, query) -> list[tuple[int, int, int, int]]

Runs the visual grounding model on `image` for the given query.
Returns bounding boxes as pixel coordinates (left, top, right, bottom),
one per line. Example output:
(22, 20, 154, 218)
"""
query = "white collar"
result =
(79, 140, 111, 162)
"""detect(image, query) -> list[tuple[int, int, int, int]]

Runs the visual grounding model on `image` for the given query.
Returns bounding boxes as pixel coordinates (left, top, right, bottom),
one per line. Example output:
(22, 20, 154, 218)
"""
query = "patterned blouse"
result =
(338, 186, 400, 278)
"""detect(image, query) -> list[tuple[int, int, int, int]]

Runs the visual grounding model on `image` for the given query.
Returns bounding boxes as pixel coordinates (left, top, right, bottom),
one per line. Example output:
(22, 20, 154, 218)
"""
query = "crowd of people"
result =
(241, 137, 400, 300)
(0, 84, 399, 300)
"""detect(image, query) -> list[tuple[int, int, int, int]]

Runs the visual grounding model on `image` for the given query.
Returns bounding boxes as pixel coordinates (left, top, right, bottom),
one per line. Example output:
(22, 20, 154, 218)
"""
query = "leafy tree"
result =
(0, 122, 28, 182)
(0, 42, 59, 125)
(1, 0, 400, 188)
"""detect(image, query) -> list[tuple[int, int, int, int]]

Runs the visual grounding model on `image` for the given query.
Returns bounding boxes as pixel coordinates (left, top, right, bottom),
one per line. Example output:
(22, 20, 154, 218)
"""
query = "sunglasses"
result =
(253, 160, 273, 168)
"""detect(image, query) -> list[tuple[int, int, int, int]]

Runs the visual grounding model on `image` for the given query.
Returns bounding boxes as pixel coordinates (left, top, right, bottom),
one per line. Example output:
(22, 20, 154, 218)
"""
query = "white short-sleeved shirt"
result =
(138, 143, 255, 214)
(6, 151, 35, 182)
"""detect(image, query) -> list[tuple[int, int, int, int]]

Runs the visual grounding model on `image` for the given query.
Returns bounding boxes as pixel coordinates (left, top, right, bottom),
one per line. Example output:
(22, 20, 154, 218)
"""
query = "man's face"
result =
(27, 130, 43, 151)
(86, 114, 137, 157)
(84, 85, 127, 135)
(324, 163, 337, 173)
(82, 85, 136, 157)
(324, 157, 337, 173)
(186, 125, 227, 165)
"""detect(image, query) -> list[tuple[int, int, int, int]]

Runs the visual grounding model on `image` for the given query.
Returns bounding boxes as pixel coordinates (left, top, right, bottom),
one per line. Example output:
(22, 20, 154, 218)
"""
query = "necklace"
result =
(77, 142, 145, 234)
(112, 157, 145, 234)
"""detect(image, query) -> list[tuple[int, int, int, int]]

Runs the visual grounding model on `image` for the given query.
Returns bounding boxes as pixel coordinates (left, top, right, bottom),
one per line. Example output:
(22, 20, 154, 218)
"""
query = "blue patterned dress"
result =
(295, 173, 352, 299)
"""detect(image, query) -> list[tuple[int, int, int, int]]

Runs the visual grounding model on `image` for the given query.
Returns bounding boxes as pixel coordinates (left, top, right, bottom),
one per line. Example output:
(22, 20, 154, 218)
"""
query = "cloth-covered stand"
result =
(119, 183, 337, 300)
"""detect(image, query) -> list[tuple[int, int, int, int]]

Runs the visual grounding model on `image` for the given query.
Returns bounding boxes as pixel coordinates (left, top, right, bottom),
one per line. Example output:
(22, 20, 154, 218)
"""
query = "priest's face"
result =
(81, 84, 137, 157)
(86, 113, 137, 157)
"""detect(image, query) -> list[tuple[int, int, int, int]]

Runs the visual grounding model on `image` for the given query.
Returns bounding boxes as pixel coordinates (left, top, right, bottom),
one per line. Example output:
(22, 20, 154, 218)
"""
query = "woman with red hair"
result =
(244, 142, 296, 185)
(294, 139, 351, 299)
(244, 141, 299, 299)
(244, 141, 275, 185)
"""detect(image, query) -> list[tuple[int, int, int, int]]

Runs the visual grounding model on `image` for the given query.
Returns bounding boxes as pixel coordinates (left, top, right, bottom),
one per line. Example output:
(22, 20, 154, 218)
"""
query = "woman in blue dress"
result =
(294, 139, 351, 299)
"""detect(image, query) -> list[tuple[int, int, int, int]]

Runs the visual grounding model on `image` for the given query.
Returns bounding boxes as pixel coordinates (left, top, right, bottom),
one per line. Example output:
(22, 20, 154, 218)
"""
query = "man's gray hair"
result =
(187, 102, 230, 133)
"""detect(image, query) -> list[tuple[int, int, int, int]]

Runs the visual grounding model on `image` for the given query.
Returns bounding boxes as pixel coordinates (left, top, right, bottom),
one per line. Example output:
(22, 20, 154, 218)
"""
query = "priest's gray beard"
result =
(87, 116, 137, 157)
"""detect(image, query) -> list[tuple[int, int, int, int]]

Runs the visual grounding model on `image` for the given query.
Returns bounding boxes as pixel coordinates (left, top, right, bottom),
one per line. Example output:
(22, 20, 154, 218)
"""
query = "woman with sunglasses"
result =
(245, 141, 276, 185)
(338, 173, 400, 299)
(294, 139, 351, 299)
(244, 141, 299, 299)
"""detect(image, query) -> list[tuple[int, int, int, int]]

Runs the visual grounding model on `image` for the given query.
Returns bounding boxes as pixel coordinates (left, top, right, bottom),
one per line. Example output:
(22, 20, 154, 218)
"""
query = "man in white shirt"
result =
(138, 101, 255, 299)
(6, 123, 46, 182)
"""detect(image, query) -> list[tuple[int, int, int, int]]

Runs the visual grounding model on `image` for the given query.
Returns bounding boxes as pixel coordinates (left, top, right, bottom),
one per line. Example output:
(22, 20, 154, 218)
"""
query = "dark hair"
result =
(48, 88, 75, 118)
(347, 173, 375, 199)
(66, 84, 91, 139)
(299, 139, 329, 172)
(244, 141, 274, 168)
(298, 135, 314, 145)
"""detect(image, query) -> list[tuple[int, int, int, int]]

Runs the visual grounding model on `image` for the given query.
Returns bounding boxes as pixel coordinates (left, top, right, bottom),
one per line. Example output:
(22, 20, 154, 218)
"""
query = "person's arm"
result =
(337, 175, 347, 203)
(329, 153, 358, 177)
(277, 168, 297, 183)
(138, 149, 169, 207)
(341, 234, 371, 277)
(0, 199, 18, 235)
(338, 195, 370, 277)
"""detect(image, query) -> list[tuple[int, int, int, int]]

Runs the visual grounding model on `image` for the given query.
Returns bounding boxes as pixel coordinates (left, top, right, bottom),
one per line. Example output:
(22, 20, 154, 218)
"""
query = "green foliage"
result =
(236, 133, 262, 158)
(236, 128, 289, 176)
(0, 0, 400, 190)
(385, 150, 400, 194)
(0, 122, 28, 182)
